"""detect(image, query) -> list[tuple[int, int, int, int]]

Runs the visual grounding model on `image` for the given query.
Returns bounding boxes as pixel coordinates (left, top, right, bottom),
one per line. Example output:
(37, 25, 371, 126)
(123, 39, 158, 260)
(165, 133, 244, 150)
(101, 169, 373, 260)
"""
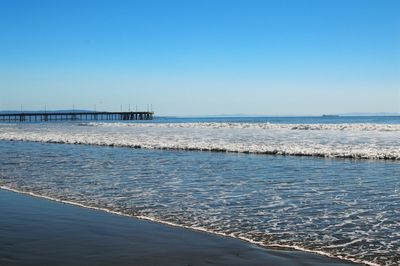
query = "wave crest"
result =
(79, 122, 400, 132)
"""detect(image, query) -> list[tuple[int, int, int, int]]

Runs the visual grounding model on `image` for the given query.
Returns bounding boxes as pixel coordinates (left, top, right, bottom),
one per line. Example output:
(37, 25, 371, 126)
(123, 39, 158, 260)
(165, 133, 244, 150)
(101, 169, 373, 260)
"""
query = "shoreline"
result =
(0, 187, 363, 266)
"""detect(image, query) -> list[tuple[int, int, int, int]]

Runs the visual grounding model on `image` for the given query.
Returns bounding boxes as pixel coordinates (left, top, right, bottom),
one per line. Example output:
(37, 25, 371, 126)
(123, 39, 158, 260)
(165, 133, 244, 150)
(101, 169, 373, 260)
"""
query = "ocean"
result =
(0, 116, 399, 265)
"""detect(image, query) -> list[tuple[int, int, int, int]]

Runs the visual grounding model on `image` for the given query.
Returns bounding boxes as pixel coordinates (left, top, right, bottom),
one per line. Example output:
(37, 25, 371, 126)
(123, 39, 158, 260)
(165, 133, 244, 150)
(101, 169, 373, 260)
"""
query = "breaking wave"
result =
(0, 122, 399, 160)
(79, 122, 400, 131)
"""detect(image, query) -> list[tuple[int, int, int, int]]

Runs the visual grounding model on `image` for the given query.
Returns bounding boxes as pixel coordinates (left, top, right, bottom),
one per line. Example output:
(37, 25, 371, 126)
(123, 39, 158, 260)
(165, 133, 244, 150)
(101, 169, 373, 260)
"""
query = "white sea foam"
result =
(0, 185, 380, 266)
(0, 122, 399, 160)
(80, 122, 400, 131)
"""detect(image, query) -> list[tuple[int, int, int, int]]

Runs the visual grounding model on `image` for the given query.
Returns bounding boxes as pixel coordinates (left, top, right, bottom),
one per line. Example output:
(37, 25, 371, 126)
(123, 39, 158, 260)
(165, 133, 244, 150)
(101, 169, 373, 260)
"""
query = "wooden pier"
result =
(0, 111, 154, 122)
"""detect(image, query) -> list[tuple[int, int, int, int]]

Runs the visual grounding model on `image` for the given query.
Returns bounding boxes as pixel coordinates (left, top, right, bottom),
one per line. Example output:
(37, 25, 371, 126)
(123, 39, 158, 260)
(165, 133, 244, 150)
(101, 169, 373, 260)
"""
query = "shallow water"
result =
(0, 189, 358, 266)
(0, 140, 399, 265)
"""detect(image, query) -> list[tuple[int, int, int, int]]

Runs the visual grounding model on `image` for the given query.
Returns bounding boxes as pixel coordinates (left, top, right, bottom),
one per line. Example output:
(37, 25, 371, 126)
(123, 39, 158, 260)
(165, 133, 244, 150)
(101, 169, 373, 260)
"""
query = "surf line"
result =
(0, 137, 398, 160)
(0, 185, 380, 266)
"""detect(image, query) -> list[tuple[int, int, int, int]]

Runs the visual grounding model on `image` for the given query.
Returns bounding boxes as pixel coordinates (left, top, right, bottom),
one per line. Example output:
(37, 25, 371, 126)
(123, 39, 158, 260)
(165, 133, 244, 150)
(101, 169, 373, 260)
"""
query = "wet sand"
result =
(0, 189, 359, 266)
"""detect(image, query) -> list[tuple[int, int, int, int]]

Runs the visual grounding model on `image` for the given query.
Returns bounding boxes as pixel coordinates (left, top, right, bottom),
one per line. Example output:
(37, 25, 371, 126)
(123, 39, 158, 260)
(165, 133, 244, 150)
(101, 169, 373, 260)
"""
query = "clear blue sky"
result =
(0, 0, 399, 115)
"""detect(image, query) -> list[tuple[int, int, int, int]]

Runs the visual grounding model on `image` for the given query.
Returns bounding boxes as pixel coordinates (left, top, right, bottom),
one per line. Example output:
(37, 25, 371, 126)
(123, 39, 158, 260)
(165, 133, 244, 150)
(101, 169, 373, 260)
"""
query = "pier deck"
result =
(0, 111, 154, 122)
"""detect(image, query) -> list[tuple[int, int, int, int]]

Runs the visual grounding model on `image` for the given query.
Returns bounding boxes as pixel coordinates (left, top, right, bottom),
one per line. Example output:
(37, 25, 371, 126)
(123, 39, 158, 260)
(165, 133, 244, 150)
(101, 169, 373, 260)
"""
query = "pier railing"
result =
(0, 111, 154, 122)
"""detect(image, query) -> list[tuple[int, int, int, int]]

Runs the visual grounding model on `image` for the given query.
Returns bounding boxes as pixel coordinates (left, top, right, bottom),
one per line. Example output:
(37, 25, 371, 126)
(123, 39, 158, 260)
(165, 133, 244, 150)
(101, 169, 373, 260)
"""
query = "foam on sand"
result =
(0, 186, 368, 266)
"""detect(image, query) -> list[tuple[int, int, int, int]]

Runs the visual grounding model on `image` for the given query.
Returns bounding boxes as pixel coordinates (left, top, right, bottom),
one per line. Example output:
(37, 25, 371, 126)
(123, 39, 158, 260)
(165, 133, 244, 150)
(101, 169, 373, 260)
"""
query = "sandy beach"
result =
(0, 188, 359, 266)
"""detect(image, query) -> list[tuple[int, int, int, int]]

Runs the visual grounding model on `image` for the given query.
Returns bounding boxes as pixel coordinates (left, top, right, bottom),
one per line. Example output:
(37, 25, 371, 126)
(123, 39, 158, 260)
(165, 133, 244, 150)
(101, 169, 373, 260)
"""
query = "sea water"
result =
(0, 116, 399, 265)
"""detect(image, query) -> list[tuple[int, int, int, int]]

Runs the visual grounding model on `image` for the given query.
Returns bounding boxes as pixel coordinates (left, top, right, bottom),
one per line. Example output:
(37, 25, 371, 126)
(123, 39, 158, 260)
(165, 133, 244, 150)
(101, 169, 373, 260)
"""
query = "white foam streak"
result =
(325, 239, 364, 248)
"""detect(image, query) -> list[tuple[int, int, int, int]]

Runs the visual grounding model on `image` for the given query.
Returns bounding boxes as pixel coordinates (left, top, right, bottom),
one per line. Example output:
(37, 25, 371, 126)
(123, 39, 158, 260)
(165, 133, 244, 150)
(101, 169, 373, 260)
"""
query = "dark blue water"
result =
(153, 116, 400, 124)
(1, 115, 398, 125)
(0, 140, 399, 265)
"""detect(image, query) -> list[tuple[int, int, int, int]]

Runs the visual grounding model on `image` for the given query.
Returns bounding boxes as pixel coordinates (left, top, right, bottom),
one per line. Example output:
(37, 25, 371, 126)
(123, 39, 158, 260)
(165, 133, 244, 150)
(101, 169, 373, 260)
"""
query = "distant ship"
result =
(322, 114, 340, 117)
